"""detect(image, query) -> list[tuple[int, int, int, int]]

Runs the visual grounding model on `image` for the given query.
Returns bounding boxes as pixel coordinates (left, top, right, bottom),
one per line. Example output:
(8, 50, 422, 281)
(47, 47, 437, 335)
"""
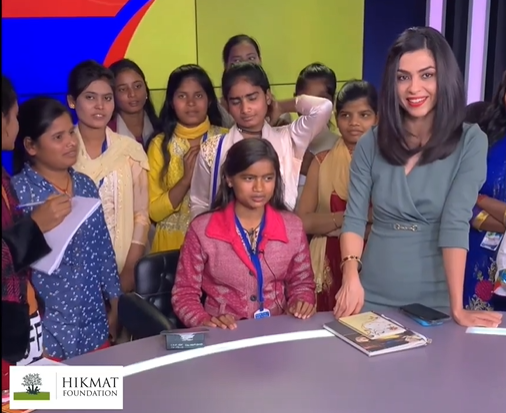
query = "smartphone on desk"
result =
(399, 303, 450, 326)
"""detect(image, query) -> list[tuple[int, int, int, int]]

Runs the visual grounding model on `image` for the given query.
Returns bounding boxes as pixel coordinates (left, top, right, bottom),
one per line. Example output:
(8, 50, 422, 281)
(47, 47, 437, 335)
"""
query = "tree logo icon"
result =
(13, 373, 51, 401)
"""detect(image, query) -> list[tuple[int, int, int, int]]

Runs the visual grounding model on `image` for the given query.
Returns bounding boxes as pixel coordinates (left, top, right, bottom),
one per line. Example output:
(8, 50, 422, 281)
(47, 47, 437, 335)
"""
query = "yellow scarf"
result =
(309, 138, 352, 293)
(174, 118, 211, 140)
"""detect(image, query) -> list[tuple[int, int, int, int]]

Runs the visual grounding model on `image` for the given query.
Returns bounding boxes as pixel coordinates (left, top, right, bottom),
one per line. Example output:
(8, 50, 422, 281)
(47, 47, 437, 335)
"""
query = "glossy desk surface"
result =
(43, 311, 504, 413)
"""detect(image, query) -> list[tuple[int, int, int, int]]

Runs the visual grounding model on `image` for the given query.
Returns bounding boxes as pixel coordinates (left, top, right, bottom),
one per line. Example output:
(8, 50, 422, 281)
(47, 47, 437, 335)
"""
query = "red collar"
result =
(206, 201, 289, 247)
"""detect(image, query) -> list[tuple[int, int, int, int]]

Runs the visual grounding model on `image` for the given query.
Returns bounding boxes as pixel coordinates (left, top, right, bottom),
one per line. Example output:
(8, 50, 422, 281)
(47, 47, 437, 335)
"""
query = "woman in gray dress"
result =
(334, 27, 502, 328)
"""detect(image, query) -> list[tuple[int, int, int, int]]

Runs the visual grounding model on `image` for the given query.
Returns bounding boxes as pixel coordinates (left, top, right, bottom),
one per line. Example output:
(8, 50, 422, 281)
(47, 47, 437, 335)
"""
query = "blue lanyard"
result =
(98, 138, 108, 188)
(235, 214, 266, 310)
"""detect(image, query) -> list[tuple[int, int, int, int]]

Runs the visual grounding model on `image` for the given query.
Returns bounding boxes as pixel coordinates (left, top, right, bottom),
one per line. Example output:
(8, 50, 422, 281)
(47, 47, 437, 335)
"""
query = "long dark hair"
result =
(377, 27, 465, 166)
(222, 34, 261, 66)
(479, 70, 506, 146)
(148, 64, 223, 185)
(13, 97, 71, 174)
(108, 58, 160, 135)
(2, 75, 17, 117)
(211, 139, 287, 212)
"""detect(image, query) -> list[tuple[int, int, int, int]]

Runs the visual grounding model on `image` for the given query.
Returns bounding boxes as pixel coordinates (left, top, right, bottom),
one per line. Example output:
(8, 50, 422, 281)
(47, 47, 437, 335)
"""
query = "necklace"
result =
(49, 174, 72, 195)
(237, 126, 263, 138)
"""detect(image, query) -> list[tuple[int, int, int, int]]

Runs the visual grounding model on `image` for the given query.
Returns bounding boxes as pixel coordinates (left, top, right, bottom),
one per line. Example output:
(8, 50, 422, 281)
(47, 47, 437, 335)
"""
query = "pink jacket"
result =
(172, 202, 316, 327)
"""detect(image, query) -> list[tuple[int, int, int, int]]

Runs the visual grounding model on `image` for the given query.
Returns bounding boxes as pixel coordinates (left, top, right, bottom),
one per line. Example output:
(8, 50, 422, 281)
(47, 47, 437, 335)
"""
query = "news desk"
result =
(43, 312, 504, 413)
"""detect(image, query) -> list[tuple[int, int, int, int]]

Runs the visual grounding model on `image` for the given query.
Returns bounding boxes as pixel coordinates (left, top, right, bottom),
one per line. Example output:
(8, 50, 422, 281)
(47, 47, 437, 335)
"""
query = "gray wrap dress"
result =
(342, 124, 488, 311)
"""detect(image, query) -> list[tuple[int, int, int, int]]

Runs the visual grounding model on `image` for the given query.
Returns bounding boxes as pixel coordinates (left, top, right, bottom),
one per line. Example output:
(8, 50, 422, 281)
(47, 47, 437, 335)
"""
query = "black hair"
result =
(335, 80, 378, 114)
(148, 64, 223, 185)
(222, 62, 270, 101)
(377, 26, 466, 166)
(479, 70, 506, 146)
(68, 60, 115, 100)
(211, 138, 287, 212)
(13, 97, 72, 174)
(108, 58, 160, 134)
(2, 75, 17, 117)
(222, 34, 261, 66)
(295, 63, 337, 99)
(464, 101, 491, 124)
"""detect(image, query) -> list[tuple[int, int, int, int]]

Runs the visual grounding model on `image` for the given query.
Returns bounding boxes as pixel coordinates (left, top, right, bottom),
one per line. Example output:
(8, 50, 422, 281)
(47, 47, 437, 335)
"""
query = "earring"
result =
(69, 103, 75, 109)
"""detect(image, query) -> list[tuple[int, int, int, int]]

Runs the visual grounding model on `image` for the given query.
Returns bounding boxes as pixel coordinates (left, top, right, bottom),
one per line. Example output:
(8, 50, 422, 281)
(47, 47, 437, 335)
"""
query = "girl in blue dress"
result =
(11, 97, 122, 360)
(464, 72, 506, 311)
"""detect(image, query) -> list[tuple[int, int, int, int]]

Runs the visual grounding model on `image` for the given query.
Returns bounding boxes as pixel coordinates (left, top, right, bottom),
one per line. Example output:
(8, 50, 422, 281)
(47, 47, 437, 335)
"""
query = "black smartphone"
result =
(399, 303, 450, 323)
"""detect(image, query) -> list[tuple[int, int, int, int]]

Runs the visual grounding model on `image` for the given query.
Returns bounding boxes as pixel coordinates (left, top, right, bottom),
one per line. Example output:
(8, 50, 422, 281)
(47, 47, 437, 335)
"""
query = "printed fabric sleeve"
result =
(189, 143, 213, 220)
(439, 126, 488, 249)
(2, 216, 51, 273)
(131, 159, 150, 246)
(341, 129, 375, 237)
(171, 224, 211, 327)
(289, 94, 333, 159)
(147, 136, 181, 222)
(286, 228, 317, 308)
(97, 206, 122, 300)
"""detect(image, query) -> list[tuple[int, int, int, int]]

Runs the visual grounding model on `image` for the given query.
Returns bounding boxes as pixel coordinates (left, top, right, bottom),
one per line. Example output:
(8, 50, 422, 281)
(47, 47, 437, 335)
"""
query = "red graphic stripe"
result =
(103, 0, 155, 66)
(2, 0, 129, 18)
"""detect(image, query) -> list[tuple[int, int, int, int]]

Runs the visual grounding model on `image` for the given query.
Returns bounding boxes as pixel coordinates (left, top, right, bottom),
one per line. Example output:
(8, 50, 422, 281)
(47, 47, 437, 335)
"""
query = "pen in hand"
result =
(17, 201, 45, 209)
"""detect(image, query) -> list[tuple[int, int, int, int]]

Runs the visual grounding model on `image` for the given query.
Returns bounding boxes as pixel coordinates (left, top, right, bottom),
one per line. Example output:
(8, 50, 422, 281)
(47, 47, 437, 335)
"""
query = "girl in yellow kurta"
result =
(148, 64, 226, 252)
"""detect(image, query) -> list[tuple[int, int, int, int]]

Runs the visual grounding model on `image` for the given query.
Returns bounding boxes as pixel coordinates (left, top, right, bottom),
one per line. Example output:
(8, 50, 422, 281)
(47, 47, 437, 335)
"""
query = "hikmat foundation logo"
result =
(10, 366, 123, 410)
(14, 373, 50, 402)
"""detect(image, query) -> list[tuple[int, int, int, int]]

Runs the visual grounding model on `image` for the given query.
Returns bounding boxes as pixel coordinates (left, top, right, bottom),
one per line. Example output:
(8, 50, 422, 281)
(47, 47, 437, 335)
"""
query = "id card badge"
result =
(480, 232, 504, 251)
(254, 309, 271, 319)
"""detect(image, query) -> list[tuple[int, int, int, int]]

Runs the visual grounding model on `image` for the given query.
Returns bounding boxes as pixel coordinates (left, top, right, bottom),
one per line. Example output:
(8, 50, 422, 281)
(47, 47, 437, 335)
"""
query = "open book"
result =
(31, 196, 101, 274)
(324, 312, 430, 357)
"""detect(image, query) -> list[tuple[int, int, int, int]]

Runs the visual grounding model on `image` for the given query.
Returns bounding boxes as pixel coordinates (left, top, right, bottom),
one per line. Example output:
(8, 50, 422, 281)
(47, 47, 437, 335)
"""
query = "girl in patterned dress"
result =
(12, 97, 122, 361)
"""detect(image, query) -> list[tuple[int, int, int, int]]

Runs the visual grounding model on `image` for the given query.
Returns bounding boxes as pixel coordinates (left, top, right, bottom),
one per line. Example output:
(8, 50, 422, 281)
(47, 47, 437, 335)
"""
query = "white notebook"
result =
(31, 196, 101, 274)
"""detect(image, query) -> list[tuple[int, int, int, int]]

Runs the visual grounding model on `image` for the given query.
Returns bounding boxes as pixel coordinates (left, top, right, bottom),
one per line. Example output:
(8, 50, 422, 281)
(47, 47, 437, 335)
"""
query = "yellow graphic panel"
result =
(126, 0, 197, 91)
(196, 0, 364, 86)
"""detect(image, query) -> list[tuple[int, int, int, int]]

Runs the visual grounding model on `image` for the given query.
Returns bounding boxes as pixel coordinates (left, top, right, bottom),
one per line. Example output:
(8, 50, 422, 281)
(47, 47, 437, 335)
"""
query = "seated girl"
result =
(172, 139, 316, 329)
(11, 97, 122, 361)
(147, 64, 226, 252)
(189, 62, 333, 218)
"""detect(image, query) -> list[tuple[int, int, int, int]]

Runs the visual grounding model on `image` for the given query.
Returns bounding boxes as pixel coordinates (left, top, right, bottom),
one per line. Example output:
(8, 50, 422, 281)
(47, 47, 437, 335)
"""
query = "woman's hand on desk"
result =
(31, 194, 72, 233)
(451, 308, 502, 328)
(333, 270, 364, 318)
(288, 301, 316, 319)
(203, 314, 237, 330)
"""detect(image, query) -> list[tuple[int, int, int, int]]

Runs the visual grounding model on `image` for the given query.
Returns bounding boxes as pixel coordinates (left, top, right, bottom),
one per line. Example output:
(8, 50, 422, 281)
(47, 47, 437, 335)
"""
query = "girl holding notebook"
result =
(11, 97, 122, 361)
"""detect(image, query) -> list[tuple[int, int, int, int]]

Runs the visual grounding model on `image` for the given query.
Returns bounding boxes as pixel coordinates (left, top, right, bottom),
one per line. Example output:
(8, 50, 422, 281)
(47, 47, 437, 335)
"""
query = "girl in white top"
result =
(190, 62, 333, 218)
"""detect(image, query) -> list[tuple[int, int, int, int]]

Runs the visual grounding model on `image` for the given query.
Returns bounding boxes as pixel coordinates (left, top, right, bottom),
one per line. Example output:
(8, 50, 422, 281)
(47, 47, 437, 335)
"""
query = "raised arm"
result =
(288, 95, 333, 159)
(171, 224, 210, 327)
(189, 145, 213, 220)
